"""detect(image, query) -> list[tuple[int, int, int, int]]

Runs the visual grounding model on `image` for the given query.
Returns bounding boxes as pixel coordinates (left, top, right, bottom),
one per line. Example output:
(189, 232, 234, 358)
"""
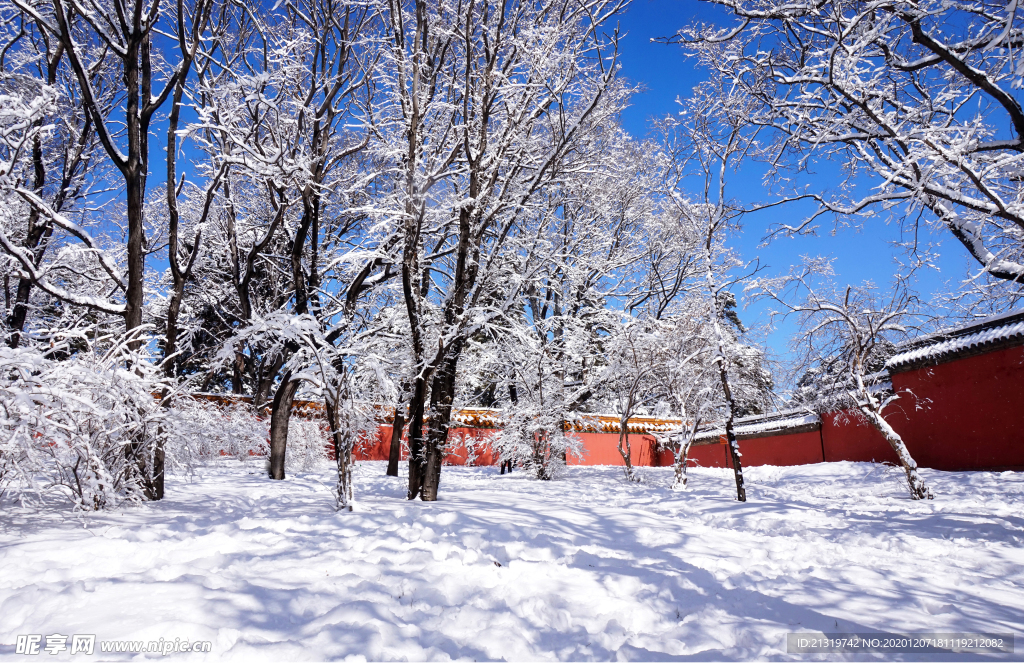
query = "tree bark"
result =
(617, 416, 634, 481)
(673, 439, 689, 489)
(421, 347, 461, 501)
(717, 361, 746, 502)
(268, 372, 300, 480)
(862, 406, 933, 499)
(406, 378, 428, 499)
(386, 406, 405, 477)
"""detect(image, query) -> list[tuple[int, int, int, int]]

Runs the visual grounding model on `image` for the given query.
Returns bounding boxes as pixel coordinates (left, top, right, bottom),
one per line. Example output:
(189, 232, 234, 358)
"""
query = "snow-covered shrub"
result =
(162, 398, 270, 473)
(163, 398, 330, 473)
(285, 415, 330, 471)
(494, 408, 583, 480)
(463, 433, 482, 467)
(0, 339, 162, 510)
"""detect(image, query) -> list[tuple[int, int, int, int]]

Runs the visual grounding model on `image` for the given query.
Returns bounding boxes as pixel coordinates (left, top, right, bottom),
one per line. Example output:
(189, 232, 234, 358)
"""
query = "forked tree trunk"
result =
(673, 439, 688, 489)
(672, 425, 699, 490)
(268, 373, 300, 480)
(254, 353, 287, 411)
(861, 406, 933, 499)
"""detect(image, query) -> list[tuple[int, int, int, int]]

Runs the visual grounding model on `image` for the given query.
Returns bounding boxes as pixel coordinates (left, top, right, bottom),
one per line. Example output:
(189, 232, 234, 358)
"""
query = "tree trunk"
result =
(717, 361, 746, 502)
(9, 141, 49, 348)
(532, 430, 550, 480)
(255, 352, 287, 411)
(232, 348, 245, 395)
(406, 379, 427, 500)
(421, 349, 460, 501)
(161, 65, 206, 380)
(672, 419, 700, 490)
(8, 47, 70, 348)
(149, 439, 165, 500)
(162, 284, 185, 377)
(502, 382, 518, 474)
(617, 417, 634, 481)
(422, 425, 445, 500)
(673, 439, 687, 489)
(862, 406, 933, 499)
(325, 397, 353, 510)
(268, 373, 300, 480)
(386, 406, 405, 477)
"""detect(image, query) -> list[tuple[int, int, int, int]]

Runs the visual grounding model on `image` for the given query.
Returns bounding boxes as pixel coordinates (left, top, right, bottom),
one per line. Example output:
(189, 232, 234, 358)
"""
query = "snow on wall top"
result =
(692, 408, 821, 443)
(886, 309, 1024, 371)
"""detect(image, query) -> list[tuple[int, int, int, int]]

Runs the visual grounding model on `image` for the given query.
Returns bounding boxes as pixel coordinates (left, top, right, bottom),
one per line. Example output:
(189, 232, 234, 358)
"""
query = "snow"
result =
(694, 409, 821, 443)
(2, 461, 1023, 661)
(887, 313, 1024, 370)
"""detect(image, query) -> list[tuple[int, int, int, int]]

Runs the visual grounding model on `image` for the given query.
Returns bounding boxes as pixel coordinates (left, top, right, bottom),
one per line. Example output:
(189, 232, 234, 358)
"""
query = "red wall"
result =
(355, 425, 395, 461)
(889, 345, 1024, 470)
(821, 412, 899, 464)
(567, 433, 660, 466)
(442, 428, 503, 466)
(346, 345, 1023, 472)
(652, 431, 825, 470)
(736, 430, 826, 467)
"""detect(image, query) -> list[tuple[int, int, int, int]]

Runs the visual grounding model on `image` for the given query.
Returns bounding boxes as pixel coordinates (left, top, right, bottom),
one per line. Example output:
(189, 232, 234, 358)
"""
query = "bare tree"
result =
(753, 258, 934, 500)
(673, 0, 1024, 308)
(0, 8, 113, 348)
(605, 321, 661, 482)
(664, 83, 775, 502)
(374, 0, 627, 501)
(187, 0, 375, 480)
(9, 0, 220, 347)
(647, 311, 718, 489)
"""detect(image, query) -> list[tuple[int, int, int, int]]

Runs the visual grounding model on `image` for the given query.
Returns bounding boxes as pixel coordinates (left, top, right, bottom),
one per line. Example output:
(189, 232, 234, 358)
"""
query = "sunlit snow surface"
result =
(2, 461, 1023, 661)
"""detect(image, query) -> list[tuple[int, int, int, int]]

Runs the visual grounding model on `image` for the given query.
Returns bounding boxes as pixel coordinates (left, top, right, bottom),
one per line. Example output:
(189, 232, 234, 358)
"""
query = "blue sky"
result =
(612, 0, 972, 365)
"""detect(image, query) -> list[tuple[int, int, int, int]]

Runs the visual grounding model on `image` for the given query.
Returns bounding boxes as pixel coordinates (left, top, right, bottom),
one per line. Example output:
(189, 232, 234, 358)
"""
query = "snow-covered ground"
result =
(1, 461, 1022, 661)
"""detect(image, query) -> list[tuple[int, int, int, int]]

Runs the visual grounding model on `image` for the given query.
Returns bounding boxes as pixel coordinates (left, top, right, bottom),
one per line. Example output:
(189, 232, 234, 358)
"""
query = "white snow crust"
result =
(887, 316, 1024, 370)
(2, 461, 1023, 661)
(693, 410, 821, 443)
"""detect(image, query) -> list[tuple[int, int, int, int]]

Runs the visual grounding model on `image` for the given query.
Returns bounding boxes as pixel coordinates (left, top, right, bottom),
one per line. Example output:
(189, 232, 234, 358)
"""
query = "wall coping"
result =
(887, 309, 1024, 373)
(692, 408, 821, 444)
